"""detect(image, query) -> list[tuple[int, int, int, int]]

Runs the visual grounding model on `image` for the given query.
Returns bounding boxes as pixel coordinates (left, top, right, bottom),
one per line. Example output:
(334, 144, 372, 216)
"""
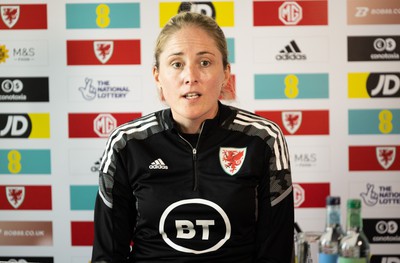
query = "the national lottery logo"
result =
(6, 186, 25, 209)
(78, 78, 130, 101)
(376, 147, 396, 170)
(1, 6, 20, 28)
(93, 41, 113, 64)
(360, 183, 400, 207)
(159, 198, 231, 254)
(282, 111, 302, 134)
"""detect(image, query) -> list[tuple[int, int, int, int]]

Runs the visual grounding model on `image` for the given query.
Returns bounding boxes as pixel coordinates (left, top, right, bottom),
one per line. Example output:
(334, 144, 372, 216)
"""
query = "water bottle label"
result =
(319, 253, 338, 263)
(338, 257, 367, 263)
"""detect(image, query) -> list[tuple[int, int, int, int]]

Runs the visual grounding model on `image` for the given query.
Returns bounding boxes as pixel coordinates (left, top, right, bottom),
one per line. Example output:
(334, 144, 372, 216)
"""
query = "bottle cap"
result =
(326, 196, 340, 205)
(347, 199, 361, 209)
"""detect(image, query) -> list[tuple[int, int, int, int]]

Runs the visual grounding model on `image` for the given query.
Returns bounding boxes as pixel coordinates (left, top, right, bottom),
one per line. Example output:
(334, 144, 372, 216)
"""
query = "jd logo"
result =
(0, 114, 32, 138)
(159, 199, 231, 254)
(178, 2, 216, 19)
(367, 73, 400, 98)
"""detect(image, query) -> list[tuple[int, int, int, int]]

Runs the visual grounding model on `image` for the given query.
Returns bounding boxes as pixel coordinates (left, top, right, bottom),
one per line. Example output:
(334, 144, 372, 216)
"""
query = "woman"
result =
(92, 11, 294, 263)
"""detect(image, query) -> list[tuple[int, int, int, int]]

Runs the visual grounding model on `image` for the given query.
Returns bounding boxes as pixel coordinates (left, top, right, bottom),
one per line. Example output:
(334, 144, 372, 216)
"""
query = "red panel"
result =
(253, 1, 328, 26)
(294, 182, 330, 208)
(0, 4, 47, 29)
(67, 40, 141, 65)
(71, 221, 94, 246)
(0, 185, 52, 210)
(68, 113, 141, 138)
(255, 110, 330, 135)
(349, 146, 400, 171)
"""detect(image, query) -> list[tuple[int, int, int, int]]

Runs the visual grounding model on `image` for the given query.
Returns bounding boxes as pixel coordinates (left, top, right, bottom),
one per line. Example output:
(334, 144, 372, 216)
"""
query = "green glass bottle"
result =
(319, 196, 345, 263)
(338, 199, 370, 263)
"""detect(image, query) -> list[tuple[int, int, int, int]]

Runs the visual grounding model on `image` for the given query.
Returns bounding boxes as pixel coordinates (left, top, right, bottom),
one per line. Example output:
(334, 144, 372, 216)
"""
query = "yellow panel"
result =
(159, 2, 234, 28)
(29, 113, 50, 138)
(348, 73, 370, 98)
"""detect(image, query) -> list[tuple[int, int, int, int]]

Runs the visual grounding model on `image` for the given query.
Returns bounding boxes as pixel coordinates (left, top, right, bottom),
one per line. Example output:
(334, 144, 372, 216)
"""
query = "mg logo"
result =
(293, 183, 305, 207)
(93, 113, 116, 137)
(279, 2, 302, 25)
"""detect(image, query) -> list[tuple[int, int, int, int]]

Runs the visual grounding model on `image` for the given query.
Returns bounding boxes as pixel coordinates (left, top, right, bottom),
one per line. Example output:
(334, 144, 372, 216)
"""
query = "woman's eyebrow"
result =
(167, 51, 216, 58)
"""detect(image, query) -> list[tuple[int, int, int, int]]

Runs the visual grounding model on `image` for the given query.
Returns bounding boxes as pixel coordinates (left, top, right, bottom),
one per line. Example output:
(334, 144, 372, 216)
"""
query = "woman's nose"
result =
(183, 64, 199, 85)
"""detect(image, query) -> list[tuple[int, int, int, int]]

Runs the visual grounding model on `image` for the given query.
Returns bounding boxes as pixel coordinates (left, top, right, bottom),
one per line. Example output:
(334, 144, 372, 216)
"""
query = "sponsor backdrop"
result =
(0, 0, 399, 261)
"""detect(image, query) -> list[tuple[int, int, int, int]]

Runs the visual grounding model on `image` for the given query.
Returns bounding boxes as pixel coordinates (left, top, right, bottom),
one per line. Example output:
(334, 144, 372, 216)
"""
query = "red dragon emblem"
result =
(93, 41, 114, 64)
(6, 186, 25, 209)
(219, 147, 246, 176)
(282, 111, 302, 134)
(1, 6, 20, 28)
(376, 147, 396, 170)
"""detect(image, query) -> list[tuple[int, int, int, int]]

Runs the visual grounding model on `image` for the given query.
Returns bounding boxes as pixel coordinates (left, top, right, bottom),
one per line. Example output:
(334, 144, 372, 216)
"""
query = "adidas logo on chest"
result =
(149, 158, 168, 170)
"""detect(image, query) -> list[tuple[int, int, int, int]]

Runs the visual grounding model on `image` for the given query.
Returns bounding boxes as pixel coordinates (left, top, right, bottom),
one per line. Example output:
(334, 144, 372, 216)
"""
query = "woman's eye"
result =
(200, 60, 211, 67)
(172, 62, 182, 69)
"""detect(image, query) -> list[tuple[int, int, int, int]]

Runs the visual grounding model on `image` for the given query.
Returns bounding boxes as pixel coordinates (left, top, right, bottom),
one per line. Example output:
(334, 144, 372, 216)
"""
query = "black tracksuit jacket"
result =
(92, 102, 294, 263)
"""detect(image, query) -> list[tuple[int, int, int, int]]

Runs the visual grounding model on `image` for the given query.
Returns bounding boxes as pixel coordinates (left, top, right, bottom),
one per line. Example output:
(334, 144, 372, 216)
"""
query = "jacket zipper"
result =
(178, 123, 204, 191)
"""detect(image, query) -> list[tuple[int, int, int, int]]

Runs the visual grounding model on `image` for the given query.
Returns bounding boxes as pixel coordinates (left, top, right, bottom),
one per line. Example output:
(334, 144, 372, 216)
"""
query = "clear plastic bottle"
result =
(319, 196, 345, 263)
(338, 199, 370, 263)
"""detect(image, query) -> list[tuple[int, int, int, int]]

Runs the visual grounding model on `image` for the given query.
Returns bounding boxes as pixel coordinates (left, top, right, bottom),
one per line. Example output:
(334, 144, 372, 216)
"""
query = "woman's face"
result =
(153, 25, 230, 132)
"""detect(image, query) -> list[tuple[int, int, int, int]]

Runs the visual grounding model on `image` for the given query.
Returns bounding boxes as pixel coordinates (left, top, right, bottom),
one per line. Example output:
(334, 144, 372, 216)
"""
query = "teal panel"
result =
(227, 38, 235, 63)
(348, 109, 400, 135)
(255, 73, 329, 99)
(0, 149, 51, 174)
(66, 3, 140, 29)
(70, 185, 98, 210)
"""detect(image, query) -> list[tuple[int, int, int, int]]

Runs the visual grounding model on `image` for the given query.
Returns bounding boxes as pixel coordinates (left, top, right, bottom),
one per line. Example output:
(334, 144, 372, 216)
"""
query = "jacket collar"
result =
(160, 101, 233, 135)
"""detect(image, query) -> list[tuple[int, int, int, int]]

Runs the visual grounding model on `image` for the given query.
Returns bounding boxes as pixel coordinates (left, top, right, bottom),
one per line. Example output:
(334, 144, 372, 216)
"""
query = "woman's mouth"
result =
(184, 93, 200, 99)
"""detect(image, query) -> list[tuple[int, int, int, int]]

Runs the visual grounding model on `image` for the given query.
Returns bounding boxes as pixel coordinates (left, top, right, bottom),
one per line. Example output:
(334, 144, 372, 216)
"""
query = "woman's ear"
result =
(153, 66, 165, 101)
(153, 65, 160, 84)
(224, 64, 231, 85)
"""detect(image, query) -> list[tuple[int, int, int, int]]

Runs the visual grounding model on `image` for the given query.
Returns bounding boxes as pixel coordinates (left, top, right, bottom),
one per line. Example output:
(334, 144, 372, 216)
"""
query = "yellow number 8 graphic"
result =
(96, 4, 110, 28)
(284, 74, 299, 99)
(8, 150, 22, 174)
(378, 109, 393, 134)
